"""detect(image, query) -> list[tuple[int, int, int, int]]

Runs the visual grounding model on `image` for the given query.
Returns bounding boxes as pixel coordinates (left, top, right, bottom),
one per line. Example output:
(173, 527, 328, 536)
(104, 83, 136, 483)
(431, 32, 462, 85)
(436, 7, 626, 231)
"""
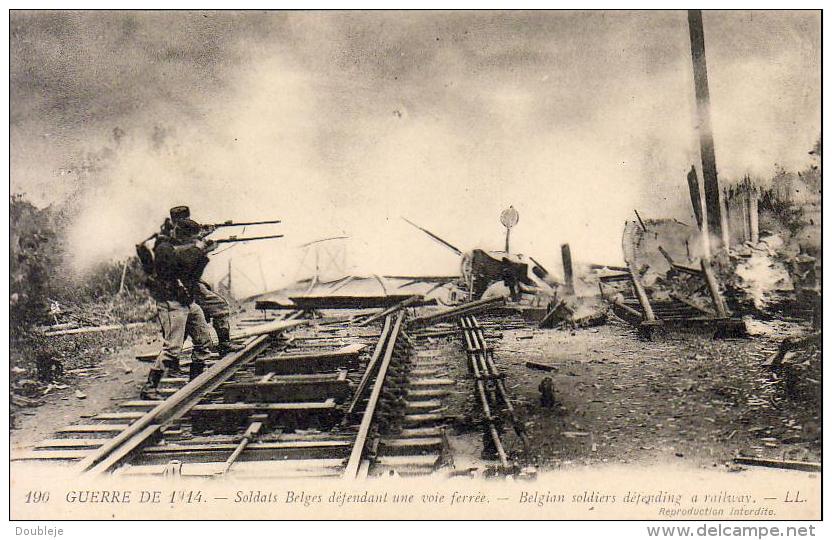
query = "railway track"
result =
(13, 301, 531, 479)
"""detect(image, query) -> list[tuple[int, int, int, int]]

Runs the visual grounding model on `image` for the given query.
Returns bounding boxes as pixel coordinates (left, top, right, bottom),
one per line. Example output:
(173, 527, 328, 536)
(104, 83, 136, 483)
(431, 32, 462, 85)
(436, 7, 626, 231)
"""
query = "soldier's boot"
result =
(189, 361, 206, 382)
(163, 359, 184, 378)
(140, 368, 164, 400)
(215, 326, 244, 355)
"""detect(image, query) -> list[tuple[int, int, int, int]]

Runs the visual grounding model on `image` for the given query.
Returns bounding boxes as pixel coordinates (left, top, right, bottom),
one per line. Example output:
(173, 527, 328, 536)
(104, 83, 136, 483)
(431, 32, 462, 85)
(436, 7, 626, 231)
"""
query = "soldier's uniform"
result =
(167, 206, 243, 355)
(139, 224, 215, 400)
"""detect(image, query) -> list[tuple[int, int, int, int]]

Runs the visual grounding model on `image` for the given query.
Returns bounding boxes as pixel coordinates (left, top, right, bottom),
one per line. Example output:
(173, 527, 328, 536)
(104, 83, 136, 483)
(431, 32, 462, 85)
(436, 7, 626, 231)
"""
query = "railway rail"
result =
(13, 300, 531, 479)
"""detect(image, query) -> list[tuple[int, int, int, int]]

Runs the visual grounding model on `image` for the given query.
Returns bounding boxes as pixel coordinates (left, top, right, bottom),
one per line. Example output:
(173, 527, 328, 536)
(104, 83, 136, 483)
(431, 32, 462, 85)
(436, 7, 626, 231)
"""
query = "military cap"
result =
(169, 206, 191, 222)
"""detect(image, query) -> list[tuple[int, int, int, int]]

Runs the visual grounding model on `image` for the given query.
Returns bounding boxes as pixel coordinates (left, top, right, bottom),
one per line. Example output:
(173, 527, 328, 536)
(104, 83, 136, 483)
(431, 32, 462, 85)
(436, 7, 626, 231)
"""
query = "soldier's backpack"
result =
(135, 242, 155, 276)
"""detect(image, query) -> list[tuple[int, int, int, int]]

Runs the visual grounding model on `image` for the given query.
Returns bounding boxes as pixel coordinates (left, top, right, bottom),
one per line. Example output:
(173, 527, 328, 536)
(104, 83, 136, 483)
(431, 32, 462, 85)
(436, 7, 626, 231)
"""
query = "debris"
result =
(11, 394, 42, 408)
(42, 321, 147, 337)
(525, 361, 557, 371)
(116, 357, 133, 374)
(75, 390, 87, 399)
(733, 457, 820, 473)
(357, 295, 422, 326)
(411, 296, 506, 327)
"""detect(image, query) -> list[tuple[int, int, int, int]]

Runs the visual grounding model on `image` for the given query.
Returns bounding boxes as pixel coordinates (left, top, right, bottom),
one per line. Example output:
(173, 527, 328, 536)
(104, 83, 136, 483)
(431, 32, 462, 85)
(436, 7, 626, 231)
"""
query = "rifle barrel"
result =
(213, 234, 284, 244)
(213, 220, 282, 228)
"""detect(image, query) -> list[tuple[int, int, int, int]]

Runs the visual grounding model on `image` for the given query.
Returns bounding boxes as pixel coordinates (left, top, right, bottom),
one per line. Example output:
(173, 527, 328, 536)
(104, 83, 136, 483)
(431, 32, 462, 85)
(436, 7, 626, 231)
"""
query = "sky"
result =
(10, 10, 821, 297)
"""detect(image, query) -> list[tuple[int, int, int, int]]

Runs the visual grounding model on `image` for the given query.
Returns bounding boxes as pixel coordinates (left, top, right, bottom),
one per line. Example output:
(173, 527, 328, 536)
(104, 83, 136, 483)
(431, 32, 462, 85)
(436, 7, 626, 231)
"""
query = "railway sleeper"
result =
(133, 440, 351, 465)
(54, 424, 129, 439)
(222, 370, 350, 403)
(35, 438, 105, 450)
(254, 344, 366, 375)
(371, 454, 443, 477)
(188, 400, 339, 434)
(378, 436, 446, 456)
(12, 449, 93, 461)
(117, 458, 346, 479)
(406, 388, 452, 398)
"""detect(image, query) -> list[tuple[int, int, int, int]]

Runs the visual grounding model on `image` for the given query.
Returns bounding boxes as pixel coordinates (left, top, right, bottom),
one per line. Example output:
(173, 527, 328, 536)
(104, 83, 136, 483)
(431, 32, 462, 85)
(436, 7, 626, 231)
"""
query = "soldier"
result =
(166, 206, 244, 355)
(138, 220, 216, 400)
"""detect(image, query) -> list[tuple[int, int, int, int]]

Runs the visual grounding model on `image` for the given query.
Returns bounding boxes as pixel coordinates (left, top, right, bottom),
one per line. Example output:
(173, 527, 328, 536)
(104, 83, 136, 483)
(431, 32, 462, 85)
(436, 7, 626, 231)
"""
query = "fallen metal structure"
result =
(402, 217, 556, 300)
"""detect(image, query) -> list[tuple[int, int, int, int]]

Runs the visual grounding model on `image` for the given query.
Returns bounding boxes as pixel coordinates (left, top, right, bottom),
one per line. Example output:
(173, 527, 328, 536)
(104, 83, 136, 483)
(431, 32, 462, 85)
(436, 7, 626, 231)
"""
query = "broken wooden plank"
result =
(525, 360, 557, 371)
(232, 319, 311, 340)
(629, 268, 656, 321)
(539, 299, 570, 329)
(670, 294, 716, 316)
(672, 263, 704, 277)
(357, 295, 421, 327)
(43, 322, 147, 337)
(701, 258, 728, 317)
(57, 424, 130, 434)
(599, 273, 632, 283)
(254, 300, 297, 310)
(611, 298, 643, 325)
(254, 343, 366, 375)
(410, 296, 505, 327)
(733, 457, 820, 473)
(136, 318, 306, 361)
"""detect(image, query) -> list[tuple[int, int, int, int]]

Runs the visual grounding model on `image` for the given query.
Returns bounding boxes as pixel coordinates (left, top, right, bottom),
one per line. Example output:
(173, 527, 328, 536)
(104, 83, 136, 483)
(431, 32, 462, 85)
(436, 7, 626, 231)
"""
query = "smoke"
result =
(10, 11, 820, 298)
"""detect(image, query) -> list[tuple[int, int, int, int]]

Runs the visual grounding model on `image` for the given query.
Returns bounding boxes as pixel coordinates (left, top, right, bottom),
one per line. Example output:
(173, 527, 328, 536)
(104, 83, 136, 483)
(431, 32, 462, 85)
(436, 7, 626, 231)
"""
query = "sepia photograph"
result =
(7, 7, 822, 524)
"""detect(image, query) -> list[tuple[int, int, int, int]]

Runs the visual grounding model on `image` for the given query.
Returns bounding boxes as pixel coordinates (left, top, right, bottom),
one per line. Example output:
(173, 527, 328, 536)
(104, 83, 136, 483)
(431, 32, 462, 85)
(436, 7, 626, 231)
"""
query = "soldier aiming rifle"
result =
(134, 206, 283, 400)
(164, 205, 282, 355)
(135, 219, 216, 399)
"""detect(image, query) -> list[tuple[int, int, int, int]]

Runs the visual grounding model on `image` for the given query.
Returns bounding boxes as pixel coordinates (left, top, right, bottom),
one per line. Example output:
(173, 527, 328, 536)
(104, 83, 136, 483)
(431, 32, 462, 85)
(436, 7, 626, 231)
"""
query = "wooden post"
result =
(700, 258, 728, 317)
(686, 165, 704, 228)
(117, 261, 128, 296)
(561, 244, 574, 295)
(629, 269, 656, 322)
(688, 10, 723, 252)
(748, 184, 759, 244)
(720, 189, 731, 250)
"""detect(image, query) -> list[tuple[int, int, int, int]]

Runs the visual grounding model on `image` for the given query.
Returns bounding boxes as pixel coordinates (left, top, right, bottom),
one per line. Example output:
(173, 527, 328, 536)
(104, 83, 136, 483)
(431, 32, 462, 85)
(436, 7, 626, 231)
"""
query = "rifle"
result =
(207, 219, 282, 229)
(212, 234, 284, 244)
